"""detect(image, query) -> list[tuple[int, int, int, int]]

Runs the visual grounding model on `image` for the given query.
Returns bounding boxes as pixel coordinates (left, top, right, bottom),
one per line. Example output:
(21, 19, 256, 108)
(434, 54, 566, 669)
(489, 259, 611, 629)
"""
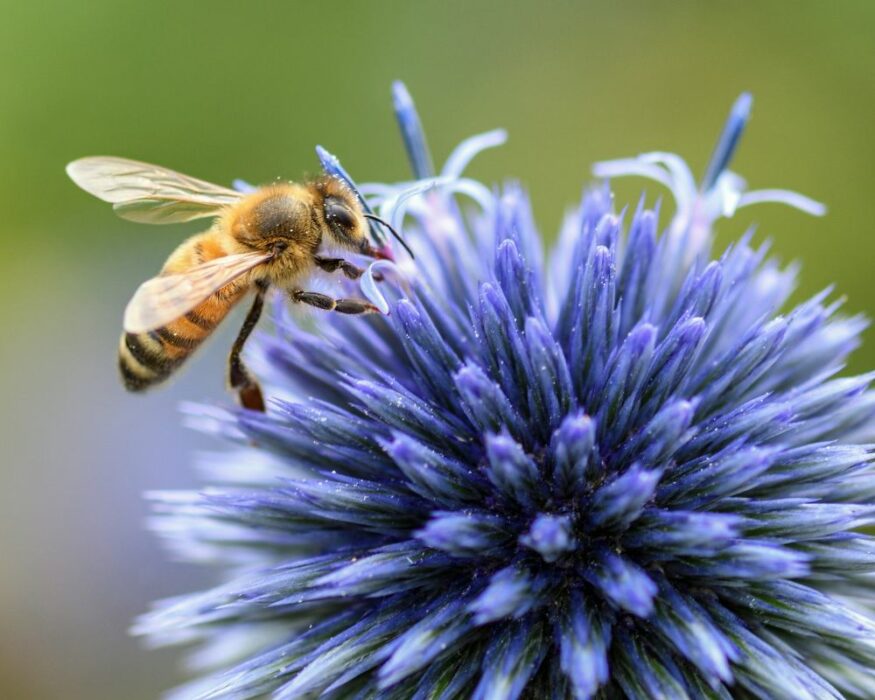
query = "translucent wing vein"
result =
(123, 252, 271, 333)
(67, 156, 243, 224)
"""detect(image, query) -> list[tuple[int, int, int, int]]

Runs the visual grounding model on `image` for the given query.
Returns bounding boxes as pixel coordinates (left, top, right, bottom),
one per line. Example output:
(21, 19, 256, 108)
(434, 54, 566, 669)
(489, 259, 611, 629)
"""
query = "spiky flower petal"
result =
(137, 86, 875, 700)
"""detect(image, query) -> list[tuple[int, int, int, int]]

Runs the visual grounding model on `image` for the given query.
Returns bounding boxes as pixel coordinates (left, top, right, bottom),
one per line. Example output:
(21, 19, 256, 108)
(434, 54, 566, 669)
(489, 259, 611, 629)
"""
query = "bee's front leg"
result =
(314, 256, 366, 280)
(292, 290, 381, 315)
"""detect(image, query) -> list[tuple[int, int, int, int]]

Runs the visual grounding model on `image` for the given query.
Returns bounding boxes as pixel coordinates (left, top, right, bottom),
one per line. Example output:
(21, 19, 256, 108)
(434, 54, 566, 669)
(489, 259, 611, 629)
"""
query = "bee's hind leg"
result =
(292, 290, 381, 315)
(228, 282, 268, 411)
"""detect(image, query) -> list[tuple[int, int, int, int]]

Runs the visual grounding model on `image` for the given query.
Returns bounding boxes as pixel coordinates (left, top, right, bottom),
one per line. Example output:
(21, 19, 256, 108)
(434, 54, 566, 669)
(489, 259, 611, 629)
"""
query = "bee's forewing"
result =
(66, 156, 244, 224)
(123, 252, 271, 333)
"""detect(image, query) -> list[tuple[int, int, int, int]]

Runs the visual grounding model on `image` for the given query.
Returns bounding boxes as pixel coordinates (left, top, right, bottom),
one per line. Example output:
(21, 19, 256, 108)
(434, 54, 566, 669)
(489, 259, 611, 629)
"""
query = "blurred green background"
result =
(1, 1, 873, 698)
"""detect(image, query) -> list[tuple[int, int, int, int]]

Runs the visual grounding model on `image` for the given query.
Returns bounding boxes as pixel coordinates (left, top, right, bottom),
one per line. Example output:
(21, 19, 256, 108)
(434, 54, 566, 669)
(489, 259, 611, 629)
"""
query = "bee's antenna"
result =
(363, 214, 415, 259)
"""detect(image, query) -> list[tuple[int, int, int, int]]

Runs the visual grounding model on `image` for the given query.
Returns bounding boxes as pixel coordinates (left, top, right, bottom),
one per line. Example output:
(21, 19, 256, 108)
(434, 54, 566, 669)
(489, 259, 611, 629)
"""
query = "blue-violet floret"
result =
(137, 83, 875, 700)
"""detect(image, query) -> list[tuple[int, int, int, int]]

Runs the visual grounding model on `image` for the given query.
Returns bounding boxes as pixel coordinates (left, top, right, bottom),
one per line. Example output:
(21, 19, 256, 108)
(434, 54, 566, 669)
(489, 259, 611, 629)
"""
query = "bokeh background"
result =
(1, 1, 873, 698)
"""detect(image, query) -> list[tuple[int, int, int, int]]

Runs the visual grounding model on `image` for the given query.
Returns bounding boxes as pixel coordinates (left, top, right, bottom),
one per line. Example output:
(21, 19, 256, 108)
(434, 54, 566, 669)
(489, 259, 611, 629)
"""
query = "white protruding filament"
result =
(358, 125, 509, 311)
(361, 260, 400, 315)
(592, 150, 826, 266)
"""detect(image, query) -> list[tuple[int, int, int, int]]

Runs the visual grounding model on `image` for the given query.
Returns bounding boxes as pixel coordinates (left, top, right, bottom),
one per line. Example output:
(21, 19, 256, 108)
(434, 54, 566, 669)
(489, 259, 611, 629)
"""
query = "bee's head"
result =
(318, 177, 390, 259)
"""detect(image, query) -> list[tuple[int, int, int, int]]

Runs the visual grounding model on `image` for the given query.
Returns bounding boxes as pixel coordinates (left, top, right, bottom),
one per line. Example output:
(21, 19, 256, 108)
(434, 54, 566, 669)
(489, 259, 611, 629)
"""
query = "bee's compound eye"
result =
(325, 200, 355, 230)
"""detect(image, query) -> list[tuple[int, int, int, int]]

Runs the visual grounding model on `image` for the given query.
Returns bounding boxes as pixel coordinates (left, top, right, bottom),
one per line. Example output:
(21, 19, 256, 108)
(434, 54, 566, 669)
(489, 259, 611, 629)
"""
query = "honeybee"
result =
(67, 156, 410, 411)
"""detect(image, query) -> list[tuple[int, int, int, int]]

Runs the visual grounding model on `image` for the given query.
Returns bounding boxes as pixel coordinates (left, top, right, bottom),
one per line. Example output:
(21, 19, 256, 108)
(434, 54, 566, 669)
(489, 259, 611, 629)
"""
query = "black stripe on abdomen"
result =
(124, 333, 173, 372)
(152, 327, 201, 349)
(118, 332, 182, 391)
(118, 354, 153, 391)
(184, 310, 217, 330)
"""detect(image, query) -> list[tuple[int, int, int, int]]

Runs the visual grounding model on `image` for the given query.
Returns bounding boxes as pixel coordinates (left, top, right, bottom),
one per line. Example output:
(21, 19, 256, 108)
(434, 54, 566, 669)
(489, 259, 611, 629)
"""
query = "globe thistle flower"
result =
(136, 83, 875, 700)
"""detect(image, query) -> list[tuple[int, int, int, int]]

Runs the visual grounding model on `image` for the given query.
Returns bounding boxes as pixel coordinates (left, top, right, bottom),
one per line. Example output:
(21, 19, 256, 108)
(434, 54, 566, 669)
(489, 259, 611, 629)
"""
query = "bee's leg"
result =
(228, 283, 267, 411)
(313, 256, 367, 280)
(292, 290, 381, 315)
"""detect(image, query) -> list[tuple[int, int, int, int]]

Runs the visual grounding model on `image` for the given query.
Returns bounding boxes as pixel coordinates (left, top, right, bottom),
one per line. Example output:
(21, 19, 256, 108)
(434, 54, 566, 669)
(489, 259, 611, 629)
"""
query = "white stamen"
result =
(442, 129, 508, 180)
(361, 260, 399, 314)
(592, 159, 674, 190)
(737, 189, 827, 217)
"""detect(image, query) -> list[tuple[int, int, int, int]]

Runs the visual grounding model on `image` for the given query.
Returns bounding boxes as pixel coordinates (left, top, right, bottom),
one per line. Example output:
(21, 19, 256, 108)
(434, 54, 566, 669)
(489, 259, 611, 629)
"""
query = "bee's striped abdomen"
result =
(117, 231, 250, 393)
(118, 311, 217, 392)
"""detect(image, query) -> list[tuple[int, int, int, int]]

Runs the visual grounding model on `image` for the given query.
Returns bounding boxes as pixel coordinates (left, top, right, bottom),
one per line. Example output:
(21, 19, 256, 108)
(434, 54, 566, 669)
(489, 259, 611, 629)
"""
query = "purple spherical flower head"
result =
(136, 83, 875, 700)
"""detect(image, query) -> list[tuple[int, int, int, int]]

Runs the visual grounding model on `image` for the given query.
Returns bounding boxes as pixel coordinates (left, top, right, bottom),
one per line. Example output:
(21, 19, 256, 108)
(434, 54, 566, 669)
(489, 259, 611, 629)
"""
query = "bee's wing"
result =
(66, 156, 244, 224)
(123, 252, 271, 333)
